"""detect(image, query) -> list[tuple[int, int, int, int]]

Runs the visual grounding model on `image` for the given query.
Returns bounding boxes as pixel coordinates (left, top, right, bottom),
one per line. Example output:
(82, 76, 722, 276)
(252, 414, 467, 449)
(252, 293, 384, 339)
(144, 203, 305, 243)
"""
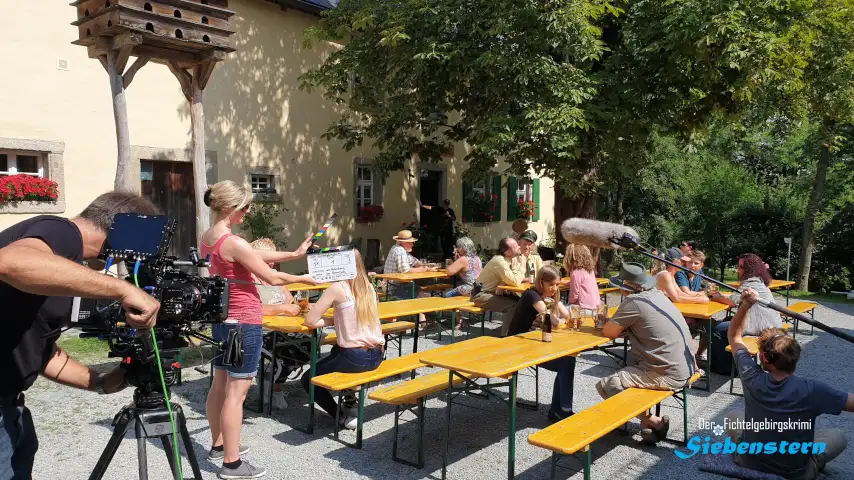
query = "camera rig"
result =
(76, 214, 237, 407)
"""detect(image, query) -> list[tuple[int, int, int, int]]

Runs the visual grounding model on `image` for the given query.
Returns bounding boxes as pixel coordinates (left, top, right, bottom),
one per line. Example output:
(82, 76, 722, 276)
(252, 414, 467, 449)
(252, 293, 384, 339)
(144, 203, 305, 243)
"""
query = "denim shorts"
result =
(212, 323, 263, 379)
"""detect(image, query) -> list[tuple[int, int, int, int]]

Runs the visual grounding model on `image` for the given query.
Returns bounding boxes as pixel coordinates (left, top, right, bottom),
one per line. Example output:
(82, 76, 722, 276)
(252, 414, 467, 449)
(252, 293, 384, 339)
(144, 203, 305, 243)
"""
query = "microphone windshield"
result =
(561, 218, 640, 250)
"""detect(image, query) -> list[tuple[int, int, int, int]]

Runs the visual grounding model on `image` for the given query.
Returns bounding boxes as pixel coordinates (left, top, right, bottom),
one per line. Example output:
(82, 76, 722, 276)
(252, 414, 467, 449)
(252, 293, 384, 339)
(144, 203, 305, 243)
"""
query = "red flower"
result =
(0, 175, 59, 204)
(401, 222, 407, 227)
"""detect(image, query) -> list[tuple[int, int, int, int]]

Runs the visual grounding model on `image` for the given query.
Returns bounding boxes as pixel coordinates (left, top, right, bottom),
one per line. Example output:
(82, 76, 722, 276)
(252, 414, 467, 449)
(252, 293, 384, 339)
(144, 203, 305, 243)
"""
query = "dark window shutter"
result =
(533, 178, 541, 222)
(491, 175, 502, 222)
(506, 176, 518, 220)
(462, 180, 473, 223)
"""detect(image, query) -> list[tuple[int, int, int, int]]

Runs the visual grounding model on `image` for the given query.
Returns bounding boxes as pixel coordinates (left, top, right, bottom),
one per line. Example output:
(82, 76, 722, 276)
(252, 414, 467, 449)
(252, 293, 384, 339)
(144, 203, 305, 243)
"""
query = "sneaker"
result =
(339, 416, 358, 430)
(217, 460, 267, 479)
(341, 392, 358, 418)
(208, 444, 251, 461)
(640, 416, 670, 445)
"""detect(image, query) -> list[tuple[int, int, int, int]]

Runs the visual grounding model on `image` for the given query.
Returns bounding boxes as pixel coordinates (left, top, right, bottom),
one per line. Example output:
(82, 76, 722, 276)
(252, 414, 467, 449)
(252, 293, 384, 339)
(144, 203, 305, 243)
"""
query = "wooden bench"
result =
(322, 321, 416, 356)
(421, 283, 453, 296)
(780, 301, 817, 338)
(311, 353, 425, 448)
(368, 370, 477, 468)
(528, 371, 701, 480)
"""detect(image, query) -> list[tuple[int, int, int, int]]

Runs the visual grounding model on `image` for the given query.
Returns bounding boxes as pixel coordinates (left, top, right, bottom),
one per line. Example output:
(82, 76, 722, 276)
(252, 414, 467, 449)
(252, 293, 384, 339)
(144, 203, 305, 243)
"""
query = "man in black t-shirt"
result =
(0, 192, 161, 479)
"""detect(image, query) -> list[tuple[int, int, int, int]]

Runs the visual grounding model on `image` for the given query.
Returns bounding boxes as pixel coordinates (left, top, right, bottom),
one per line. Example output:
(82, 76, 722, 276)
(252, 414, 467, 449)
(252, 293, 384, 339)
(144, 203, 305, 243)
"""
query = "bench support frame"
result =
(332, 384, 369, 449)
(391, 398, 427, 468)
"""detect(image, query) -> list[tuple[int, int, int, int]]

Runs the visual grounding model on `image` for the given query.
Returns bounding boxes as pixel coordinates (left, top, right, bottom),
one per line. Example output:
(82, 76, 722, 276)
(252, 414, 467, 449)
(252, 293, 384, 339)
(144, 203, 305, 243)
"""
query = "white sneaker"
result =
(339, 416, 358, 430)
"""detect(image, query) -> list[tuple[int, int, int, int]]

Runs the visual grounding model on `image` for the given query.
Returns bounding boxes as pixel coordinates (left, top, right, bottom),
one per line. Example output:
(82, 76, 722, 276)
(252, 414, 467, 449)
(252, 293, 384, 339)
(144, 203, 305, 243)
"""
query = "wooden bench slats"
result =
(322, 321, 416, 346)
(312, 354, 423, 391)
(726, 337, 760, 355)
(369, 371, 475, 405)
(528, 387, 675, 455)
(782, 301, 817, 316)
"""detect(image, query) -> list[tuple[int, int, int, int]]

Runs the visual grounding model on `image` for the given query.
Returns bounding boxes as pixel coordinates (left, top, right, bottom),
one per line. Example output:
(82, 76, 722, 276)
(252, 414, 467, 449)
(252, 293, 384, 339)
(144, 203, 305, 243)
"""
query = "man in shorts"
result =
(599, 262, 697, 444)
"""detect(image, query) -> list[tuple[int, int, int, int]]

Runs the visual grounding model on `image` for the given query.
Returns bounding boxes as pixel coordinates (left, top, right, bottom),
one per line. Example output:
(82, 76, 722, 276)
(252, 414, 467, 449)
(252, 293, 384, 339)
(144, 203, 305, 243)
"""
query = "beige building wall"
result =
(0, 0, 555, 270)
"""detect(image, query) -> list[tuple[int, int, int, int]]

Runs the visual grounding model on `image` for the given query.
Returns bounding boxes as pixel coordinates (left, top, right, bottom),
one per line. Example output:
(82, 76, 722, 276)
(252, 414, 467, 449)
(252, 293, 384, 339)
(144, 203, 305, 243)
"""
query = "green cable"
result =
(134, 265, 183, 476)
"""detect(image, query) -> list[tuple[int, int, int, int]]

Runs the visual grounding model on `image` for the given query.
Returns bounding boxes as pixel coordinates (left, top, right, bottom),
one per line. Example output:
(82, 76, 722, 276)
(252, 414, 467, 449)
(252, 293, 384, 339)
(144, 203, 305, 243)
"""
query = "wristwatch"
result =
(95, 373, 107, 395)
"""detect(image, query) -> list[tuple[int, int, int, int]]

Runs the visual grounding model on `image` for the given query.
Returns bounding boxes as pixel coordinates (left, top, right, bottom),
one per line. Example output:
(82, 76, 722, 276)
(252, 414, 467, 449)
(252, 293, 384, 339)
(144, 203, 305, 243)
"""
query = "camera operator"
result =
(0, 192, 161, 479)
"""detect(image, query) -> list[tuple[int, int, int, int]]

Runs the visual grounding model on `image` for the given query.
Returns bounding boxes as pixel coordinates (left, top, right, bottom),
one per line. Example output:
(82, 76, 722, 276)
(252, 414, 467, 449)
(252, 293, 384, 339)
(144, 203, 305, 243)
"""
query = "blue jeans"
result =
(711, 320, 734, 375)
(539, 356, 577, 419)
(443, 287, 469, 298)
(0, 401, 37, 480)
(301, 345, 384, 418)
(212, 323, 263, 379)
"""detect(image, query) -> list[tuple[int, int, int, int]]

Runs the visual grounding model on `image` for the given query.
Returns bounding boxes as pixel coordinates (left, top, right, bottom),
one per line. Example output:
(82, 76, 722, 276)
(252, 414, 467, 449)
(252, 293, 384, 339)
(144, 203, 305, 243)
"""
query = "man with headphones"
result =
(725, 288, 853, 480)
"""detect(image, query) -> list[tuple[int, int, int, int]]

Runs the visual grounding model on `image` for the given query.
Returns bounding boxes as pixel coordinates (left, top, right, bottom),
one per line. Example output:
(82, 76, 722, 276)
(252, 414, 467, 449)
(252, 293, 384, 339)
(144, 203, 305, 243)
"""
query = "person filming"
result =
(0, 192, 162, 479)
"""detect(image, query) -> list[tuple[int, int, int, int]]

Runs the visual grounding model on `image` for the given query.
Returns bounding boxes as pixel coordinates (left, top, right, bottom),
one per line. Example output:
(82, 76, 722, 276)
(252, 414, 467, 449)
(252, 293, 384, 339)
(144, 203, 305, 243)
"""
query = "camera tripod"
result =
(89, 388, 202, 480)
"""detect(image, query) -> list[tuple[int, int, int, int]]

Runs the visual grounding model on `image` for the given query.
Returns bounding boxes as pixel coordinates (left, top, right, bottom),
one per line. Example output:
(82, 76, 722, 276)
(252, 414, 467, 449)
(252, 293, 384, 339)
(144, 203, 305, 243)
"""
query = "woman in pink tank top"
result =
(303, 249, 384, 430)
(200, 181, 318, 478)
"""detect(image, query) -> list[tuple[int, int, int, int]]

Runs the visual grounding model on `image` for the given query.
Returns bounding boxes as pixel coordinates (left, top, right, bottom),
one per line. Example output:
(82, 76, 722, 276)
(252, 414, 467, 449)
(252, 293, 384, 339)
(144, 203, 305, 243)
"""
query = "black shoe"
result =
(547, 409, 575, 423)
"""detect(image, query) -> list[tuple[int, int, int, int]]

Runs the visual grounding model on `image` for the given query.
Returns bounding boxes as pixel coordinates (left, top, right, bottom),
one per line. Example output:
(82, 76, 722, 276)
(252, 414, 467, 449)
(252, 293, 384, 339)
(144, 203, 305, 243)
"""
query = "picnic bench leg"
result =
(508, 372, 518, 480)
(392, 405, 401, 462)
(441, 371, 454, 480)
(793, 318, 798, 341)
(308, 330, 318, 434)
(810, 309, 815, 335)
(683, 388, 689, 444)
(550, 452, 558, 480)
(702, 317, 712, 392)
(413, 315, 420, 354)
(334, 390, 343, 442)
(417, 397, 426, 468)
(729, 360, 736, 395)
(451, 311, 456, 344)
(481, 313, 485, 337)
(356, 384, 367, 449)
(584, 446, 591, 480)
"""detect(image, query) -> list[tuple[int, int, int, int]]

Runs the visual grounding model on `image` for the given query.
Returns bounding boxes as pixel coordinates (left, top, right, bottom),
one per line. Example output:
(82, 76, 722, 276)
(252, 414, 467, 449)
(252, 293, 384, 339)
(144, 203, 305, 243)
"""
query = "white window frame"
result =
(250, 173, 275, 194)
(0, 150, 46, 177)
(356, 165, 373, 208)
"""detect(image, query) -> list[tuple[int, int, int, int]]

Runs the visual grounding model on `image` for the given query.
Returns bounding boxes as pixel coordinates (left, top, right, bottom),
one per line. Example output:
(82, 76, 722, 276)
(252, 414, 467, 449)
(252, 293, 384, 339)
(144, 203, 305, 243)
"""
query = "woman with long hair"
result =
(505, 266, 577, 421)
(303, 249, 384, 429)
(563, 244, 602, 312)
(201, 180, 317, 479)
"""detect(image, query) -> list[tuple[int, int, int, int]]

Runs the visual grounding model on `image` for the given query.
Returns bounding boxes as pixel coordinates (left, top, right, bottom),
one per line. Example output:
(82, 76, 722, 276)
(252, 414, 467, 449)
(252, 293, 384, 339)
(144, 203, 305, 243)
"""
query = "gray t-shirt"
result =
(734, 346, 847, 477)
(731, 277, 781, 335)
(610, 289, 695, 382)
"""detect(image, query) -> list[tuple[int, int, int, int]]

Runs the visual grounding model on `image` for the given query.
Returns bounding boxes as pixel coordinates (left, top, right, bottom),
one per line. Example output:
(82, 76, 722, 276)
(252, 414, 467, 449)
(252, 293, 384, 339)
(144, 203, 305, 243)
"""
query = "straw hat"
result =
(393, 230, 418, 242)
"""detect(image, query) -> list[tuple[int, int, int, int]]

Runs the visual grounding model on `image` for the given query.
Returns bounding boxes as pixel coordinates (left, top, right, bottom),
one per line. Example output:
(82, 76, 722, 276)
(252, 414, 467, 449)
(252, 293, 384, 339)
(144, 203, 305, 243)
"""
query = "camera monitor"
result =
(99, 214, 171, 261)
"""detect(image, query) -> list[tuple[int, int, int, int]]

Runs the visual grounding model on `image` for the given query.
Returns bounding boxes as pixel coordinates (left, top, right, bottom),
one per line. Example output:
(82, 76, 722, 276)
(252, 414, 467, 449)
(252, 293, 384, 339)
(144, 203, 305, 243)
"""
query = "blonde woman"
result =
(200, 180, 318, 479)
(303, 249, 384, 430)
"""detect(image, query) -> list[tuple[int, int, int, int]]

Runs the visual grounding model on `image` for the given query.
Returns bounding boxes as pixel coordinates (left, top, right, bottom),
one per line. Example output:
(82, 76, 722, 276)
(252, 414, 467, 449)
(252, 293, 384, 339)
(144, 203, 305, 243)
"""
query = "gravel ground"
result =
(29, 294, 854, 480)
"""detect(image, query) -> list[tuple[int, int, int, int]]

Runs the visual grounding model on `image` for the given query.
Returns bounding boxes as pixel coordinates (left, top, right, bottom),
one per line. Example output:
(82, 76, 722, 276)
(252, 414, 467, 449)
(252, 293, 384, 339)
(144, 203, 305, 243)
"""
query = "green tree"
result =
(300, 0, 854, 255)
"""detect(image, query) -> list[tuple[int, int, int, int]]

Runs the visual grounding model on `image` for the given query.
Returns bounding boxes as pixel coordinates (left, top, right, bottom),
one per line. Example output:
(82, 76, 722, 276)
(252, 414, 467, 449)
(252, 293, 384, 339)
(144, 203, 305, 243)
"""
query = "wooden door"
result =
(140, 160, 197, 258)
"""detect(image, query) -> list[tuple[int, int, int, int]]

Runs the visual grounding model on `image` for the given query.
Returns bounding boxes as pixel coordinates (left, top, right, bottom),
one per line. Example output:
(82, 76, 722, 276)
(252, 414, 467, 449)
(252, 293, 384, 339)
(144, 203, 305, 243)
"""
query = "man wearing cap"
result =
(513, 230, 543, 281)
(655, 247, 709, 305)
(597, 262, 697, 444)
(383, 230, 437, 300)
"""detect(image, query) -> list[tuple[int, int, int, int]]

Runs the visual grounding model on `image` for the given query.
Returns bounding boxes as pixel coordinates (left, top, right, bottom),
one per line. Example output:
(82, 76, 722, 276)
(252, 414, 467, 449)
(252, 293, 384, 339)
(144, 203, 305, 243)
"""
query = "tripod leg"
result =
(89, 408, 134, 480)
(160, 436, 180, 480)
(136, 421, 149, 480)
(176, 406, 203, 480)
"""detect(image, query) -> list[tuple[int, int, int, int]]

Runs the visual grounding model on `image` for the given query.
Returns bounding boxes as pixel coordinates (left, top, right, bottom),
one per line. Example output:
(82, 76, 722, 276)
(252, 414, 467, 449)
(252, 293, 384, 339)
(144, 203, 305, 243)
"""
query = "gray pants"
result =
(725, 411, 847, 480)
(471, 292, 519, 336)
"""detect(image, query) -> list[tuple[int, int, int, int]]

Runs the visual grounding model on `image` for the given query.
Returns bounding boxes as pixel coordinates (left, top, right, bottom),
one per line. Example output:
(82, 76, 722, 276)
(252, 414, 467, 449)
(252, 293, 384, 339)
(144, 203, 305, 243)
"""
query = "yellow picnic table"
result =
(260, 296, 475, 429)
(420, 327, 609, 479)
(375, 270, 453, 300)
(499, 276, 609, 294)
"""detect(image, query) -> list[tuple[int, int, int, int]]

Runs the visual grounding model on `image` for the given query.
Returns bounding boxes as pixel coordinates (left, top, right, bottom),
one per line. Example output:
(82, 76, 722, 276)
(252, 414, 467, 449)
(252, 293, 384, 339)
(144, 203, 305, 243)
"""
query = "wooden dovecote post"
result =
(71, 0, 236, 245)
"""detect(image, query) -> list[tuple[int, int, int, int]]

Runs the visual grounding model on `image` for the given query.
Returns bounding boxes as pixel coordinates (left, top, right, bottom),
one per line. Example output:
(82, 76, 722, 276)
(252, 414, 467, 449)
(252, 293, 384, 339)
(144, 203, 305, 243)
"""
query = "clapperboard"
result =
(307, 245, 357, 283)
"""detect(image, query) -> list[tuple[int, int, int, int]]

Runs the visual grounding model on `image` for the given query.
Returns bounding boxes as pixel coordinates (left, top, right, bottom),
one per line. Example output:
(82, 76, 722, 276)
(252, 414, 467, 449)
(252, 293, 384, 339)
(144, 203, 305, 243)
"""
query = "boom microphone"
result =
(562, 218, 854, 345)
(561, 218, 641, 250)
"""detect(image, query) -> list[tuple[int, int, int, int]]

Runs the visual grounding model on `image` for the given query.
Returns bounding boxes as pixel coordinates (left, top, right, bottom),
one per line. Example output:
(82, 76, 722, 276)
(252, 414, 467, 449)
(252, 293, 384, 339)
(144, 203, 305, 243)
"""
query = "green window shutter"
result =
(462, 180, 473, 223)
(506, 176, 518, 220)
(491, 175, 502, 222)
(532, 178, 541, 221)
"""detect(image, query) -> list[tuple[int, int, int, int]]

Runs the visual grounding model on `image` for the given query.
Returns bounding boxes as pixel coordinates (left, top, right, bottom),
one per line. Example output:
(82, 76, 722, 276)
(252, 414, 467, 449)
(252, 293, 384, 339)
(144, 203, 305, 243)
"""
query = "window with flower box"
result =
(506, 176, 541, 221)
(462, 174, 502, 223)
(354, 159, 384, 222)
(0, 139, 65, 214)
